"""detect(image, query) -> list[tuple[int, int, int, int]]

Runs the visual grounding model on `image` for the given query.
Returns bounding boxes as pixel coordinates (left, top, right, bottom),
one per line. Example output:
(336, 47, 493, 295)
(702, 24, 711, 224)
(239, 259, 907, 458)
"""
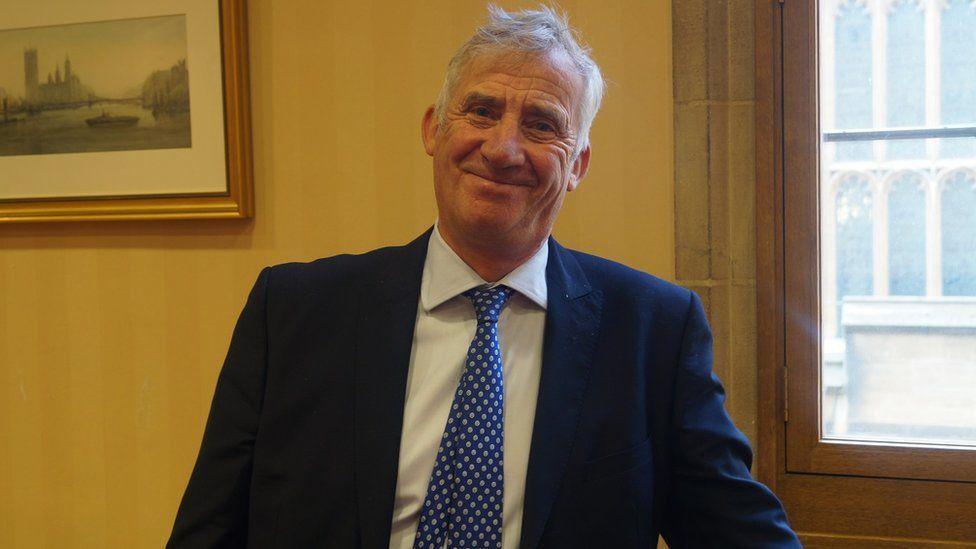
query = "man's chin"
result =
(466, 218, 514, 238)
(452, 214, 521, 245)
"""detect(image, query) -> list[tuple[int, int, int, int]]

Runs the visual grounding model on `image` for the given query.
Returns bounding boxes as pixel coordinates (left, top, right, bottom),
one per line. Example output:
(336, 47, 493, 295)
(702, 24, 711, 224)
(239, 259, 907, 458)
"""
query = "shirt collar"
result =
(421, 223, 549, 312)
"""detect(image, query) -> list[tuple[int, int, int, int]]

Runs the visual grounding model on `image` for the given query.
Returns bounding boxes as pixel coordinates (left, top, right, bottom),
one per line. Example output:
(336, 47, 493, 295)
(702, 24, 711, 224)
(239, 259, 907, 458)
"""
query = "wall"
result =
(672, 0, 759, 450)
(0, 1, 673, 546)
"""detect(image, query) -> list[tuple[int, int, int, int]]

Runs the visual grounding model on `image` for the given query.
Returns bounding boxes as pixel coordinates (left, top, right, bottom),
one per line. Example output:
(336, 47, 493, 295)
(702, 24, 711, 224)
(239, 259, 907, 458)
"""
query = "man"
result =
(169, 6, 800, 548)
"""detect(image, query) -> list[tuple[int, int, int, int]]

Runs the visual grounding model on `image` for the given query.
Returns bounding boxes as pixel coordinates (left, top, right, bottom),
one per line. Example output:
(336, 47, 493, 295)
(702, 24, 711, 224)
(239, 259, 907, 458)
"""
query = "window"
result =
(758, 0, 976, 543)
(942, 170, 976, 295)
(941, 0, 976, 159)
(887, 173, 926, 296)
(833, 2, 873, 161)
(820, 0, 976, 447)
(887, 1, 926, 159)
(830, 174, 873, 338)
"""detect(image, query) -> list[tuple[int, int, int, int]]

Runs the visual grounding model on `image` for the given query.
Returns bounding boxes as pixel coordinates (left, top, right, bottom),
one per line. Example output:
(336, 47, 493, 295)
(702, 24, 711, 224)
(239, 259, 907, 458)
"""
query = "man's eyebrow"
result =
(525, 103, 568, 128)
(460, 92, 502, 109)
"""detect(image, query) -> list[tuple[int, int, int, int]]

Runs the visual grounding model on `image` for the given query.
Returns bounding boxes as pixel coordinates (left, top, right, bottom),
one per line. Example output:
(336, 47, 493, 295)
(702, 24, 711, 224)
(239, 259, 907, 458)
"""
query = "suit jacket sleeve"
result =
(661, 291, 801, 548)
(167, 267, 271, 548)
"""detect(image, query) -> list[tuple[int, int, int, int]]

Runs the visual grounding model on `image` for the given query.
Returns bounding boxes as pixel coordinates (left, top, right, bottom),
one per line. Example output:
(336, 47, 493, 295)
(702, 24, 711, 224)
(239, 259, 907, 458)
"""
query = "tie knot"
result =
(463, 285, 513, 324)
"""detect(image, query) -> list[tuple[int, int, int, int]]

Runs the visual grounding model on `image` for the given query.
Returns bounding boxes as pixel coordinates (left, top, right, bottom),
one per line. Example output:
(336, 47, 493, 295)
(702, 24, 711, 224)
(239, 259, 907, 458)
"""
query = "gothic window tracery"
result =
(940, 170, 976, 295)
(886, 172, 928, 295)
(835, 174, 876, 334)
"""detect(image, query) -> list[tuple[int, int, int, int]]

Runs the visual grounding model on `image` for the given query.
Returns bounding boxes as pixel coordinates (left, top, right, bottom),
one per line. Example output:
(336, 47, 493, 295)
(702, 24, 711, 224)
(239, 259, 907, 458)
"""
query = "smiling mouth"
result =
(466, 171, 531, 188)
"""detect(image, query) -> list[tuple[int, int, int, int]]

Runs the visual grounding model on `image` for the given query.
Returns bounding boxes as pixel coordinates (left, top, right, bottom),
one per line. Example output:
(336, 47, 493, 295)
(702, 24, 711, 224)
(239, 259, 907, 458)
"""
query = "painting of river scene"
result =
(0, 14, 190, 157)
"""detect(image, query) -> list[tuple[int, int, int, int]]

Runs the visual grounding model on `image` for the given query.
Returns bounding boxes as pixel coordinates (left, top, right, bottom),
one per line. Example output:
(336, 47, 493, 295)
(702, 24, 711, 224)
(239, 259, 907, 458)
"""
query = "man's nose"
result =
(481, 117, 526, 169)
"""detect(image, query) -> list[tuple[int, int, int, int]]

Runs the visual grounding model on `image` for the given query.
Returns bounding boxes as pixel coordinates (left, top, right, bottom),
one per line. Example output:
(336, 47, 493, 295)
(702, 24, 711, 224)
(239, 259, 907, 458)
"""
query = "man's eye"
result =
(530, 121, 556, 133)
(471, 106, 492, 117)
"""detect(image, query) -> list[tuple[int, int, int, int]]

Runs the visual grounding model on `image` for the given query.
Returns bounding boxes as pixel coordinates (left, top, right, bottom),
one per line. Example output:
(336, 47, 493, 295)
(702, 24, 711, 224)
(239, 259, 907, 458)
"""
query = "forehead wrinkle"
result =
(483, 72, 575, 101)
(469, 80, 574, 122)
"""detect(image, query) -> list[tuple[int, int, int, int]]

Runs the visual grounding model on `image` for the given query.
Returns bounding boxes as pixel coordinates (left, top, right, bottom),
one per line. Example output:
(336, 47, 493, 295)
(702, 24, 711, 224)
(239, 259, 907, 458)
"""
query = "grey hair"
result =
(433, 4, 605, 155)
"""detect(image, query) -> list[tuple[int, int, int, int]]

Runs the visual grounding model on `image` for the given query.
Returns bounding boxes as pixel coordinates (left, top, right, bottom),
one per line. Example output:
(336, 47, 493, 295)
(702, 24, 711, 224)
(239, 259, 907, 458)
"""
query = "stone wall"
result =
(673, 0, 759, 451)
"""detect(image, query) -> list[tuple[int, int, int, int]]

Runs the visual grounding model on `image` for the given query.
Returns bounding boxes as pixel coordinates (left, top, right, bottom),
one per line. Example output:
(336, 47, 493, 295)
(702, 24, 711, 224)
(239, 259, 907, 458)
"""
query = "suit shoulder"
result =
(567, 248, 693, 308)
(260, 241, 415, 293)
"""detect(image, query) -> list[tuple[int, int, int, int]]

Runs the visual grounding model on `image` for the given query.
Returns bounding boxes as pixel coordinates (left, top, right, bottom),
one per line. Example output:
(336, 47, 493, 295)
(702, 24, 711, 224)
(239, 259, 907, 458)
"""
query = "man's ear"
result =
(567, 144, 591, 192)
(422, 106, 438, 157)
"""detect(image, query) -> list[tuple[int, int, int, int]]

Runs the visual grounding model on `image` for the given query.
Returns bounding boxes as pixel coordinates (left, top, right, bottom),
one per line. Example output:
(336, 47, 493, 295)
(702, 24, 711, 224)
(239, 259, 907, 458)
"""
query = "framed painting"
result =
(0, 0, 252, 222)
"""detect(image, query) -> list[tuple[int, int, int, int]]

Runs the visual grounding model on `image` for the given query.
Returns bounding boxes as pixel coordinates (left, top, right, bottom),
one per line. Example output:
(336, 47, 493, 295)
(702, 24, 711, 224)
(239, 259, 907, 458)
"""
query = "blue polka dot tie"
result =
(413, 285, 513, 548)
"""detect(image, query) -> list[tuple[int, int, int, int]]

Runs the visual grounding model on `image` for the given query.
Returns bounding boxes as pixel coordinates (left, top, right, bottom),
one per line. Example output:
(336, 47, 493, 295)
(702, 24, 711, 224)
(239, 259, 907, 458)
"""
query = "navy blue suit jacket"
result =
(168, 229, 800, 548)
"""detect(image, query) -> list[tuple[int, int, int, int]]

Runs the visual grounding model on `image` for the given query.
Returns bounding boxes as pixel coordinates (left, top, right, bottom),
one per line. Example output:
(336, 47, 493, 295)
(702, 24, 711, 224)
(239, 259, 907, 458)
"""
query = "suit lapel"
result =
(519, 239, 603, 549)
(354, 229, 432, 549)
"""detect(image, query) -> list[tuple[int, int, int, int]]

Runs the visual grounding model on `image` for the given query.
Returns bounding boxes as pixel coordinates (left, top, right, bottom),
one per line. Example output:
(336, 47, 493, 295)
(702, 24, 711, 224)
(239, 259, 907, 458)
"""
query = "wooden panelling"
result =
(801, 533, 976, 548)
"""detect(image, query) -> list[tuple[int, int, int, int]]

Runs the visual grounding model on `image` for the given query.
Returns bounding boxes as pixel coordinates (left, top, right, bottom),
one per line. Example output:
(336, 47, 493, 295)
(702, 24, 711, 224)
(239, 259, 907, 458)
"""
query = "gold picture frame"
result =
(0, 0, 253, 223)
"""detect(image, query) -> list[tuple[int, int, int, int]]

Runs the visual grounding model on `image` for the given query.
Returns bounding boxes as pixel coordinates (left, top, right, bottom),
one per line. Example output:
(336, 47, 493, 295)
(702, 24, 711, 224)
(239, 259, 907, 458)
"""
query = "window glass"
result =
(888, 174, 926, 295)
(835, 3, 874, 161)
(887, 1, 926, 159)
(940, 0, 976, 158)
(941, 171, 976, 296)
(835, 175, 874, 336)
(821, 0, 976, 447)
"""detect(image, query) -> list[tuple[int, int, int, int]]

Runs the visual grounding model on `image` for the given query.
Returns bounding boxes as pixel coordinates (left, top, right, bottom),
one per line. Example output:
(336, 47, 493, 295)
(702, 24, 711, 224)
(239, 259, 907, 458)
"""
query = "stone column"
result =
(673, 0, 759, 451)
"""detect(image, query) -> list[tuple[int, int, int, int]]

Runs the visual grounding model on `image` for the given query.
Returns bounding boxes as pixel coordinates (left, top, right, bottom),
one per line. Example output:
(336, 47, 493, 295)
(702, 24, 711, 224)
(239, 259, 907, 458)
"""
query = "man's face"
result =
(423, 50, 590, 256)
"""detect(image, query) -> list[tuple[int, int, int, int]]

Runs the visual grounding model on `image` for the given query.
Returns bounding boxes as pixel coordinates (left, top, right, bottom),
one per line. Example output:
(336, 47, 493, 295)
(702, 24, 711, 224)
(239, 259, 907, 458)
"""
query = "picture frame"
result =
(0, 0, 253, 223)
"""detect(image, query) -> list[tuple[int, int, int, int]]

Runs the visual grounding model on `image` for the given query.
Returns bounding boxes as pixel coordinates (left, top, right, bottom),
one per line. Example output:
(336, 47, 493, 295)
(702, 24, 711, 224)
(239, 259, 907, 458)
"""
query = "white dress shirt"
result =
(388, 225, 548, 549)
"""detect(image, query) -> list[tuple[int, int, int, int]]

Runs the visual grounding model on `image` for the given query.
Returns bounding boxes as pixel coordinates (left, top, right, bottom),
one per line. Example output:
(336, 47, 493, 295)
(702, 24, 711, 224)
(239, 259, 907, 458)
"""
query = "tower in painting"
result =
(23, 48, 39, 104)
(22, 48, 93, 105)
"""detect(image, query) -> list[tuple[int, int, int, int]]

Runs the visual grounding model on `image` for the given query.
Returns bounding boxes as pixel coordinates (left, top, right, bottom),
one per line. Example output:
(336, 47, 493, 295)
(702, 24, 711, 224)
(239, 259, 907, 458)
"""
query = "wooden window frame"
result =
(756, 0, 976, 544)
